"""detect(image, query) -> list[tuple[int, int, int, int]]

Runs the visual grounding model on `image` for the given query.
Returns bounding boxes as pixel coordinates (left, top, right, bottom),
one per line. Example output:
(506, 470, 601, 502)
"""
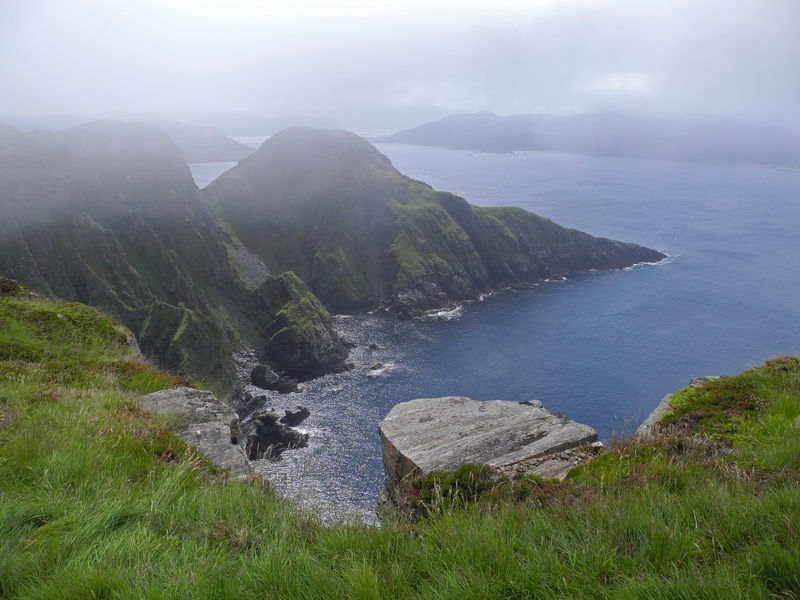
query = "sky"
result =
(1, 0, 798, 131)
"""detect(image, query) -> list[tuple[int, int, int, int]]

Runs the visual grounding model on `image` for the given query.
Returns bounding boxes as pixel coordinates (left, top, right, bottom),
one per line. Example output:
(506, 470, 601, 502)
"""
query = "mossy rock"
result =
(137, 302, 234, 393)
(0, 277, 26, 296)
(252, 272, 350, 377)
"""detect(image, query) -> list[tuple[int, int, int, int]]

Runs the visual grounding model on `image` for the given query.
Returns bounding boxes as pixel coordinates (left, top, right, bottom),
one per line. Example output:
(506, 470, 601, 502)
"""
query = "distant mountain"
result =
(155, 120, 254, 163)
(380, 111, 800, 167)
(0, 121, 348, 389)
(206, 127, 664, 316)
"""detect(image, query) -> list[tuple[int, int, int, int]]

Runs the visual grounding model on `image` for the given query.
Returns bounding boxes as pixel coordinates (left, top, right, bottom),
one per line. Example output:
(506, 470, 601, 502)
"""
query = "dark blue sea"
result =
(189, 144, 800, 522)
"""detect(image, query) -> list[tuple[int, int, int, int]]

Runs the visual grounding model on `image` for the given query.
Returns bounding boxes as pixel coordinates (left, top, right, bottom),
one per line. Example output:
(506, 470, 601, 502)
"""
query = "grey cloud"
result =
(1, 0, 797, 131)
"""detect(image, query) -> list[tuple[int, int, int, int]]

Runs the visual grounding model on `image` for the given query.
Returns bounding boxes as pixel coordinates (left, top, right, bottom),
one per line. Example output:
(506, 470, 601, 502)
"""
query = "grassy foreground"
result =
(1, 286, 798, 599)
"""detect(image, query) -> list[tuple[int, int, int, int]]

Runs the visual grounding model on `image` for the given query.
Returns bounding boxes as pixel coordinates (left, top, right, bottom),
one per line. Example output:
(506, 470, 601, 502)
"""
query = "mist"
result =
(1, 0, 798, 132)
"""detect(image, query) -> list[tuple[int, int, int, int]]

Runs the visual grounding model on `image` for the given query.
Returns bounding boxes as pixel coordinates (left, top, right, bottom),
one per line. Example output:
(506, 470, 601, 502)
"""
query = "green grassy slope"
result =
(2, 283, 798, 598)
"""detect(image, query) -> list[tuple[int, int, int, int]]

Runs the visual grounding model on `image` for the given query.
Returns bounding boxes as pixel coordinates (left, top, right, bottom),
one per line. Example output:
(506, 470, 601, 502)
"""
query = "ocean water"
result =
(190, 161, 238, 188)
(189, 146, 800, 522)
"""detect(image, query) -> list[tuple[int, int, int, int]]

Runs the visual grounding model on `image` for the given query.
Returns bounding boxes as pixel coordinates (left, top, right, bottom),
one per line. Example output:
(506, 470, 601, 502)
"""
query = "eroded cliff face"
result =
(0, 122, 348, 390)
(252, 272, 351, 378)
(206, 127, 665, 316)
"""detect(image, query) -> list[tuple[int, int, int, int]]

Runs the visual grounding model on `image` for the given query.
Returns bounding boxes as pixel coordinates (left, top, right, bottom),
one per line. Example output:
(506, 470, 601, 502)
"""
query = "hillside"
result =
(0, 123, 349, 389)
(381, 111, 800, 167)
(0, 121, 663, 388)
(206, 127, 664, 314)
(1, 281, 798, 598)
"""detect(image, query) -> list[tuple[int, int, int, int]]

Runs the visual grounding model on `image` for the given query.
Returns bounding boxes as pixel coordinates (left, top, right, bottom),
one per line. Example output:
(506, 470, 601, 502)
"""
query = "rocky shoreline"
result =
(137, 367, 727, 522)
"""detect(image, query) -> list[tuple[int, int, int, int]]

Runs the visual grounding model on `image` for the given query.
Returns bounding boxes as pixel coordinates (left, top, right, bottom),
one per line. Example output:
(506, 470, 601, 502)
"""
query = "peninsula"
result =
(380, 111, 800, 167)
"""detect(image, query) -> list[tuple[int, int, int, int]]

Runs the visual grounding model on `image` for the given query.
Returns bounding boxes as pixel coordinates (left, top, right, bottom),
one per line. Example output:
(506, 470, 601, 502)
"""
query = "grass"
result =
(1, 287, 799, 598)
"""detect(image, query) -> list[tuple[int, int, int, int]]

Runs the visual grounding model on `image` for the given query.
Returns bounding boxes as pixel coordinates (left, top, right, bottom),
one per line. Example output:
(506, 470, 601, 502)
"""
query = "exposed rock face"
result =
(137, 386, 251, 476)
(245, 411, 309, 459)
(252, 271, 351, 377)
(378, 396, 598, 506)
(205, 127, 666, 316)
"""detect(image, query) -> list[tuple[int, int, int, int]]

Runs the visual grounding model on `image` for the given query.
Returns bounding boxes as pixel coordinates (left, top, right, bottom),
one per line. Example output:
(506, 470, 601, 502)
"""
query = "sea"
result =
(189, 140, 800, 523)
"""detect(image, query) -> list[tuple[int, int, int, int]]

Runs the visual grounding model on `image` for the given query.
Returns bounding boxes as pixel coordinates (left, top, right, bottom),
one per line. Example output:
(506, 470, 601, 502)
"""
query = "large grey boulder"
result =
(378, 396, 598, 506)
(138, 386, 251, 477)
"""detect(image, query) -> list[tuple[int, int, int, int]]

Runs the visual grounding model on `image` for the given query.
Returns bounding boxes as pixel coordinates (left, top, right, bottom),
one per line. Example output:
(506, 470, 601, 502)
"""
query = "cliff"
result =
(206, 127, 665, 315)
(0, 121, 661, 388)
(251, 271, 351, 377)
(0, 122, 348, 390)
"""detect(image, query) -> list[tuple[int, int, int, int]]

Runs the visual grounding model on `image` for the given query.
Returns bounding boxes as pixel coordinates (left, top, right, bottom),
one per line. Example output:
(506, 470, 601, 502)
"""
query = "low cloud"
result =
(1, 0, 797, 130)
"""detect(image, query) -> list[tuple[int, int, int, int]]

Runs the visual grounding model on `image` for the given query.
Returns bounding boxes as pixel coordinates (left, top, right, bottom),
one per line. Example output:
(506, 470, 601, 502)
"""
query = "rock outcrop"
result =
(250, 363, 298, 393)
(245, 411, 309, 460)
(378, 396, 599, 506)
(280, 405, 310, 427)
(252, 271, 351, 377)
(137, 386, 251, 476)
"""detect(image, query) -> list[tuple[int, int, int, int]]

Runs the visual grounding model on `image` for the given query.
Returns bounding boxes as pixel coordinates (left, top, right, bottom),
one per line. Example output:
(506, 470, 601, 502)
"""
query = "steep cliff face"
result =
(206, 127, 665, 315)
(252, 272, 351, 377)
(205, 127, 400, 312)
(0, 122, 348, 389)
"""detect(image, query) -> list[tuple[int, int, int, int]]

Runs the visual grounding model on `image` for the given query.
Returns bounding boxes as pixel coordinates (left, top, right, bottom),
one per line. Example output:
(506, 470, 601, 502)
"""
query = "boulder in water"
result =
(246, 411, 308, 460)
(280, 405, 310, 427)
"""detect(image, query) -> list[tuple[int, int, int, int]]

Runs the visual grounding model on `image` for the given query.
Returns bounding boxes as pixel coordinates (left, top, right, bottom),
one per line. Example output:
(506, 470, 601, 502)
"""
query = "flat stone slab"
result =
(378, 396, 597, 503)
(138, 386, 238, 424)
(138, 387, 251, 477)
